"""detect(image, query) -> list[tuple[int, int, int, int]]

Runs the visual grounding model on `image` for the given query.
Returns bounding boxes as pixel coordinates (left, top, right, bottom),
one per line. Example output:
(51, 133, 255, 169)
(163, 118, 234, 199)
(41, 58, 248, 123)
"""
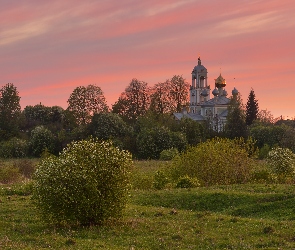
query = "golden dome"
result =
(215, 74, 226, 88)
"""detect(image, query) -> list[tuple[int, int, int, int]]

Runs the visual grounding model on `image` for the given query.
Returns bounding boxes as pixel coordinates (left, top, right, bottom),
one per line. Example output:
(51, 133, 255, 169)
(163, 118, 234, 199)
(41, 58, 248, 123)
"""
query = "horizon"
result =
(1, 0, 295, 119)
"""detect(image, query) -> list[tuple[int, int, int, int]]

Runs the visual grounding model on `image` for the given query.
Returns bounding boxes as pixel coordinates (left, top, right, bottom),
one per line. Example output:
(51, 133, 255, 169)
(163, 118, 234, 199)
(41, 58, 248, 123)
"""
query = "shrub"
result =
(29, 126, 55, 157)
(0, 138, 29, 158)
(259, 144, 271, 159)
(159, 148, 179, 161)
(153, 170, 169, 190)
(170, 138, 254, 186)
(176, 175, 200, 188)
(266, 147, 295, 178)
(32, 138, 133, 226)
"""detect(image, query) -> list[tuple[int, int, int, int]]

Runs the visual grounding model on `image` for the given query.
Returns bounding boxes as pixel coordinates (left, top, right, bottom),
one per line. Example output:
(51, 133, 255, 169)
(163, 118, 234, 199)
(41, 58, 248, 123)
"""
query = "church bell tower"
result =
(190, 57, 210, 113)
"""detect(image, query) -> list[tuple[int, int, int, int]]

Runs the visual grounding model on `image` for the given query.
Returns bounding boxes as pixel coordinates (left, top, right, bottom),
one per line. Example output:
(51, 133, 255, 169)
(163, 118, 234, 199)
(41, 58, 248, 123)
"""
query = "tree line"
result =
(0, 78, 294, 159)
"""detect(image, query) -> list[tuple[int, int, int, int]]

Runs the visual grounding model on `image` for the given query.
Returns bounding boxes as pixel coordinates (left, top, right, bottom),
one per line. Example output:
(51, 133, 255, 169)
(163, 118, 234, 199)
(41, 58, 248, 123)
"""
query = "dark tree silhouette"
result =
(246, 88, 259, 126)
(225, 92, 247, 139)
(0, 83, 21, 140)
(67, 84, 108, 125)
(112, 78, 150, 123)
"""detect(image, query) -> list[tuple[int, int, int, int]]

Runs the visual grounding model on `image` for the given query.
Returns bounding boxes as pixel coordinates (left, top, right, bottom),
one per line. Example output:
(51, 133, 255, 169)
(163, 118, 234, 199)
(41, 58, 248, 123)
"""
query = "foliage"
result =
(23, 104, 64, 131)
(257, 109, 275, 125)
(149, 75, 189, 114)
(32, 138, 133, 225)
(176, 175, 200, 188)
(246, 88, 259, 126)
(160, 148, 179, 161)
(136, 126, 187, 159)
(29, 126, 56, 157)
(259, 144, 271, 159)
(225, 92, 247, 139)
(89, 112, 132, 141)
(0, 137, 29, 158)
(169, 75, 190, 112)
(112, 78, 150, 123)
(0, 83, 21, 140)
(153, 170, 169, 190)
(170, 137, 254, 186)
(67, 84, 109, 125)
(176, 117, 205, 145)
(266, 147, 295, 177)
(250, 123, 295, 154)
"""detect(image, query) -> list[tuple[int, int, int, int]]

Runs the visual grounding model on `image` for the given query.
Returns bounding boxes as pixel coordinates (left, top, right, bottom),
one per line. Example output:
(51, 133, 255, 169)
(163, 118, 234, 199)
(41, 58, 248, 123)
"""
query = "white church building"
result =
(174, 57, 239, 131)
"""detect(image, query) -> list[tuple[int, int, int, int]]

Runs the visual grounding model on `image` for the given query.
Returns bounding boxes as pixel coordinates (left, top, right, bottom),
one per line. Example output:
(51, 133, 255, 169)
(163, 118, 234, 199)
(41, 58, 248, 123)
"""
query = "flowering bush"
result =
(170, 138, 254, 186)
(32, 138, 133, 225)
(266, 147, 295, 177)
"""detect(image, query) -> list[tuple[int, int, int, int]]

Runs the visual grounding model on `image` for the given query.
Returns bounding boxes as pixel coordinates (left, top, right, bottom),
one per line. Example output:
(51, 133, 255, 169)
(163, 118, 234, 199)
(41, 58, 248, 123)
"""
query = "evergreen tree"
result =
(225, 90, 247, 139)
(246, 88, 259, 126)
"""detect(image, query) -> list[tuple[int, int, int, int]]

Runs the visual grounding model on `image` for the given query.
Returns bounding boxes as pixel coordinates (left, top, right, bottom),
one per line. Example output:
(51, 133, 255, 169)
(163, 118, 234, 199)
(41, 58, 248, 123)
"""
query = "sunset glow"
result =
(1, 0, 295, 118)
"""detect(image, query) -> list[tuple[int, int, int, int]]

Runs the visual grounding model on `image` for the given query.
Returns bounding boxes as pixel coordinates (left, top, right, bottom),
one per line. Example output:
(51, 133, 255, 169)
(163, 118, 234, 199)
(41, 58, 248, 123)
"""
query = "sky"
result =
(1, 0, 295, 119)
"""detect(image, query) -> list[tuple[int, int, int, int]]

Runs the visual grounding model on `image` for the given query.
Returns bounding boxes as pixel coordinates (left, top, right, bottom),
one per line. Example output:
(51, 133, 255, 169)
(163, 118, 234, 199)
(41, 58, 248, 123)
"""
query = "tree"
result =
(257, 109, 275, 125)
(0, 83, 21, 140)
(246, 88, 259, 126)
(149, 76, 189, 114)
(225, 92, 247, 139)
(23, 104, 64, 130)
(29, 125, 56, 156)
(89, 113, 131, 140)
(112, 79, 150, 123)
(67, 84, 108, 125)
(150, 80, 173, 114)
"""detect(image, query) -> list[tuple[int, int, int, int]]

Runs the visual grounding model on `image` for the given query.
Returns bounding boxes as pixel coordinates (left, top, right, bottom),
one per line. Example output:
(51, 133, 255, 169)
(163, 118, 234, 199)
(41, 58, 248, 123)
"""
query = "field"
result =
(1, 160, 295, 249)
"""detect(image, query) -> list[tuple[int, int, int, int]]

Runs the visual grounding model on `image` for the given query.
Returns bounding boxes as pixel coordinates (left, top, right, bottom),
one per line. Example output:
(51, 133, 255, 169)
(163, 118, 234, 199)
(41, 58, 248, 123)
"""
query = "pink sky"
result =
(1, 0, 295, 119)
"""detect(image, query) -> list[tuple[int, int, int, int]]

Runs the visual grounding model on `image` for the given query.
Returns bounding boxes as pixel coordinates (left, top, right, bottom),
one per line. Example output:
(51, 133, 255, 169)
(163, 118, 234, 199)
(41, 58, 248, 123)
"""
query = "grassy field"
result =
(1, 160, 295, 249)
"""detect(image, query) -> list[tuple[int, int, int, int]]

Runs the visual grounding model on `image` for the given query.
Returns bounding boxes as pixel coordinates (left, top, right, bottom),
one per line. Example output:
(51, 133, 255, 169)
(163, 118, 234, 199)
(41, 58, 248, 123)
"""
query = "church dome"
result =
(201, 89, 208, 97)
(193, 57, 207, 72)
(232, 87, 239, 95)
(215, 74, 226, 88)
(212, 88, 219, 96)
(223, 89, 228, 96)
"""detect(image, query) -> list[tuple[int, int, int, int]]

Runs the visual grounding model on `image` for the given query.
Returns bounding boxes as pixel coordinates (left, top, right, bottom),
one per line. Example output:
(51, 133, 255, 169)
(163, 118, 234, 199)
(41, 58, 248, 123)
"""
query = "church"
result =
(174, 57, 239, 131)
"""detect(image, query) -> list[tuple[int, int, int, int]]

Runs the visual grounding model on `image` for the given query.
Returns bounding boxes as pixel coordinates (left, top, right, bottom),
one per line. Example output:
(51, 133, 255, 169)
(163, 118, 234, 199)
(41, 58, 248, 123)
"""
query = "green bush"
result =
(259, 144, 271, 159)
(176, 175, 200, 188)
(0, 138, 29, 158)
(153, 170, 169, 190)
(266, 147, 295, 178)
(32, 138, 133, 225)
(170, 138, 254, 186)
(159, 148, 179, 161)
(29, 126, 55, 157)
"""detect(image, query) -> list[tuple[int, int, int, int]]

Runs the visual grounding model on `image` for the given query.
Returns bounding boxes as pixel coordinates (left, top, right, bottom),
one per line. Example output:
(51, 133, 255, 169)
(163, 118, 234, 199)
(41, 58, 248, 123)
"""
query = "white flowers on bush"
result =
(33, 138, 133, 225)
(266, 147, 295, 176)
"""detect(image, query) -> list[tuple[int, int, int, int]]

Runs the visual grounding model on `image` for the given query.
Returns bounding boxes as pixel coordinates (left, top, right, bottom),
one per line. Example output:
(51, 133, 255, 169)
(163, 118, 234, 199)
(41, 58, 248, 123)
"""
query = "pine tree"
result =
(225, 91, 247, 139)
(246, 88, 259, 126)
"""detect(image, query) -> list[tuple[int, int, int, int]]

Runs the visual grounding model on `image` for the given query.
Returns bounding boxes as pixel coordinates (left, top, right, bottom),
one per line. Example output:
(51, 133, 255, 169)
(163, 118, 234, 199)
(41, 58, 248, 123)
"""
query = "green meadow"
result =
(1, 160, 295, 249)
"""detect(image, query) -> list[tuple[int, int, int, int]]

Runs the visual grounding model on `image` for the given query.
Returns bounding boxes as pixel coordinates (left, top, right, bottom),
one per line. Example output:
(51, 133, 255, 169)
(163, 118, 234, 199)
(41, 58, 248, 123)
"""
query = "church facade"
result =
(174, 57, 238, 131)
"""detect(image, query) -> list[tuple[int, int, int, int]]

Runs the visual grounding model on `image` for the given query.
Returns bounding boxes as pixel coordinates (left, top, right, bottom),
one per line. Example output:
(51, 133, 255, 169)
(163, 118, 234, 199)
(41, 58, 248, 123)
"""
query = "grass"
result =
(1, 160, 295, 249)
